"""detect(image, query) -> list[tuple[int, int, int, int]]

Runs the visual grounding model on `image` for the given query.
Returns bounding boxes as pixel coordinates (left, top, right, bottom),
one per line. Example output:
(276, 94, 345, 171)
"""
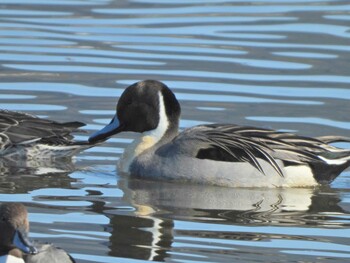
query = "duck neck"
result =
(158, 121, 179, 144)
(119, 122, 179, 173)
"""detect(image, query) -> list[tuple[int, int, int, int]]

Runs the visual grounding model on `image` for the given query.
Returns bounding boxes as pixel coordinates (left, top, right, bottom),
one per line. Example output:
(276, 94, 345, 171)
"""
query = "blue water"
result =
(0, 0, 350, 262)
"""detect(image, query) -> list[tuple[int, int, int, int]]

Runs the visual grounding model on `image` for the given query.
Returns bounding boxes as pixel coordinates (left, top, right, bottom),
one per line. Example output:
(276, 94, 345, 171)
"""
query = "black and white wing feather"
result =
(0, 110, 85, 155)
(170, 124, 350, 177)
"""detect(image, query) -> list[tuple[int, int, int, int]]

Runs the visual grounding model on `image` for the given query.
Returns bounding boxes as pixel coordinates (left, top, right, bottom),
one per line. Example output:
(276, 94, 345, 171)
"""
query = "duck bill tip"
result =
(88, 116, 121, 143)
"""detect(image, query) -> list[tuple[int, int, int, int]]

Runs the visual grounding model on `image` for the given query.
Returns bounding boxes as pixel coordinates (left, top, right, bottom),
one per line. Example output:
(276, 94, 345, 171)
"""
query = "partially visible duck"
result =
(89, 80, 350, 188)
(0, 202, 75, 263)
(0, 110, 90, 159)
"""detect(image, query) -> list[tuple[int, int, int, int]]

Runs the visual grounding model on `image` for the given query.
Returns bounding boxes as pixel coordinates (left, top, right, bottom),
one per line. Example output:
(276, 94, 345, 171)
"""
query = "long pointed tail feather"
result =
(316, 135, 350, 144)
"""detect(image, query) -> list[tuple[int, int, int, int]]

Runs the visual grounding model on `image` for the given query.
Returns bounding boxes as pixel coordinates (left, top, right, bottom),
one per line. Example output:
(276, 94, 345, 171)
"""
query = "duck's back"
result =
(0, 110, 87, 158)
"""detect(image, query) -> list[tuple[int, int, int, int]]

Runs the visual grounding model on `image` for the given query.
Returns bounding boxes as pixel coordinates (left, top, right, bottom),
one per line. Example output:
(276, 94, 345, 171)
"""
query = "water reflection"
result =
(108, 214, 173, 261)
(0, 146, 82, 172)
(93, 4, 350, 15)
(120, 179, 347, 225)
(0, 168, 76, 194)
(4, 163, 346, 262)
(100, 178, 349, 261)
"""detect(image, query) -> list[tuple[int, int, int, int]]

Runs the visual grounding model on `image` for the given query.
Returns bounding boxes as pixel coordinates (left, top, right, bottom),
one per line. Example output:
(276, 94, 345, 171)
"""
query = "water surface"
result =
(0, 0, 350, 262)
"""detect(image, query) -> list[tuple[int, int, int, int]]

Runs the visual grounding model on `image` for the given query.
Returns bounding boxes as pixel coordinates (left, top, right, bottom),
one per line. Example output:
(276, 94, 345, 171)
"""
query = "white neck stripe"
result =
(144, 91, 169, 141)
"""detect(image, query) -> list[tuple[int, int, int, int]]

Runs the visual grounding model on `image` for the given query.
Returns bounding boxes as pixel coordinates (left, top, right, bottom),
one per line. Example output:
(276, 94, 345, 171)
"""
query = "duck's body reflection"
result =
(105, 178, 346, 261)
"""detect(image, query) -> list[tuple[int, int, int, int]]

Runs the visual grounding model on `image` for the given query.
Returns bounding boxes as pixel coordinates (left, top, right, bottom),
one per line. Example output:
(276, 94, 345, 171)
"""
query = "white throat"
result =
(119, 91, 169, 172)
(0, 255, 25, 263)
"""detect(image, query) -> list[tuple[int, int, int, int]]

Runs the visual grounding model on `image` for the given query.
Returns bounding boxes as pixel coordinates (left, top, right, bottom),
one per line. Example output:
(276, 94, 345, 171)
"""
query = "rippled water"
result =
(1, 0, 350, 262)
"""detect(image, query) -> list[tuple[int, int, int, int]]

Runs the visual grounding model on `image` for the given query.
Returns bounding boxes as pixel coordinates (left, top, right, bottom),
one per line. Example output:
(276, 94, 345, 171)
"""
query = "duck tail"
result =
(306, 135, 350, 184)
(317, 134, 350, 171)
(312, 150, 350, 184)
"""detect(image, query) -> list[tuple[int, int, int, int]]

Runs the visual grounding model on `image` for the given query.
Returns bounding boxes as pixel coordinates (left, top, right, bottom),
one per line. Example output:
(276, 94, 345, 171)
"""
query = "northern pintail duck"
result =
(0, 202, 75, 263)
(89, 80, 350, 188)
(0, 110, 90, 159)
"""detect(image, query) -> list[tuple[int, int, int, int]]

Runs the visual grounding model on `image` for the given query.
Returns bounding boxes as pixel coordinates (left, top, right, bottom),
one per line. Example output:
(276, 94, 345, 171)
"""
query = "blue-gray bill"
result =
(89, 116, 121, 143)
(13, 229, 38, 255)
